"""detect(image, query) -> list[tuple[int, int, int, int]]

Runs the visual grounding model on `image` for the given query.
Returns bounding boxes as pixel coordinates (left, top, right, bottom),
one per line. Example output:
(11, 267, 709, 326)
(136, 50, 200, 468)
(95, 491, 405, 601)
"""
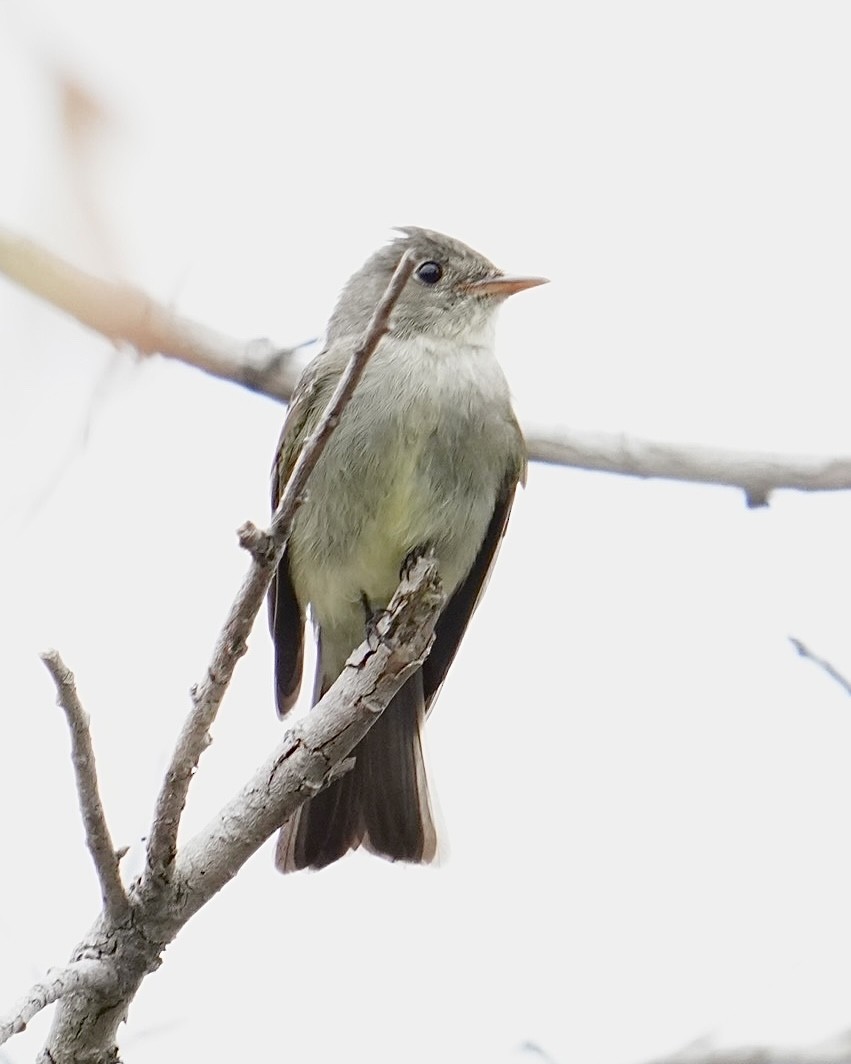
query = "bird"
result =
(268, 226, 546, 872)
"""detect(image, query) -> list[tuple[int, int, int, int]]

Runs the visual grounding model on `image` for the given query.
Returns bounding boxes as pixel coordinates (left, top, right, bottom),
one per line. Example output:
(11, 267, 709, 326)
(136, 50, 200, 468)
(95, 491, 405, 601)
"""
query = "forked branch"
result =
(40, 650, 128, 923)
(0, 248, 432, 1062)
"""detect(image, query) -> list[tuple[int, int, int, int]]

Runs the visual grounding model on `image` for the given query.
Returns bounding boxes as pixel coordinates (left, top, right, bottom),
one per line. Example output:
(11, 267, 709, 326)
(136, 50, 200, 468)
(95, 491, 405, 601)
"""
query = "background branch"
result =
(40, 650, 128, 923)
(0, 227, 302, 400)
(640, 1029, 851, 1064)
(789, 638, 851, 697)
(525, 426, 851, 504)
(3, 227, 850, 500)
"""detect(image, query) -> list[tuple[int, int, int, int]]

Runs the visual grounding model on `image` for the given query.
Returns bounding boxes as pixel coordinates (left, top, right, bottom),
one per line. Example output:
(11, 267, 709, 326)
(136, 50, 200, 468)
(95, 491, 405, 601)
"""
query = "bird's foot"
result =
(361, 592, 391, 651)
(400, 544, 433, 582)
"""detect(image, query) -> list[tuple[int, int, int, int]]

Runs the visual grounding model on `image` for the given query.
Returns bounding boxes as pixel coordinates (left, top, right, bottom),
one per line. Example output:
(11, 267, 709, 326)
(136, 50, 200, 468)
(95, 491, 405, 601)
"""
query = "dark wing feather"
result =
(269, 558, 303, 718)
(422, 474, 522, 713)
(267, 353, 342, 718)
(268, 429, 305, 718)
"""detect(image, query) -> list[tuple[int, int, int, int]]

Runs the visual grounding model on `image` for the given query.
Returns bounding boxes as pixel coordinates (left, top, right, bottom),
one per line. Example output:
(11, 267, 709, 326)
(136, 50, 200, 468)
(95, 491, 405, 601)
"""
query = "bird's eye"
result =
(415, 260, 443, 285)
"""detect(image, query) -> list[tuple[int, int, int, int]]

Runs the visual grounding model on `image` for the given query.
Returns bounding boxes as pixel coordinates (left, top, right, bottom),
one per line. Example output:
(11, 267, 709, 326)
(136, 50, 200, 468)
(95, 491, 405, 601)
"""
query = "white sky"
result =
(2, 2, 851, 1062)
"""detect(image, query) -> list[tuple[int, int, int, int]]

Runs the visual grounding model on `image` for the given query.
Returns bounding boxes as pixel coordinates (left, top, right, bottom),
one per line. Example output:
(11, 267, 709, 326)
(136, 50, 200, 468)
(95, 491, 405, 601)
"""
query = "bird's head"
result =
(328, 227, 548, 345)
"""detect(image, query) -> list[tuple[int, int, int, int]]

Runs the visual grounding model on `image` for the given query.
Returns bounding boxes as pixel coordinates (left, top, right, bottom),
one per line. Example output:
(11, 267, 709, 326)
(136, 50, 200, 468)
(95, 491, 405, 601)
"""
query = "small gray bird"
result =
(269, 227, 546, 872)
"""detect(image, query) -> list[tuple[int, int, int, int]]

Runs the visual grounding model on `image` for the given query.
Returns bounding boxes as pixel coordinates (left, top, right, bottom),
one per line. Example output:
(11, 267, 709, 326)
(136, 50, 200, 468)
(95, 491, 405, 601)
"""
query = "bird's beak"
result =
(464, 274, 549, 298)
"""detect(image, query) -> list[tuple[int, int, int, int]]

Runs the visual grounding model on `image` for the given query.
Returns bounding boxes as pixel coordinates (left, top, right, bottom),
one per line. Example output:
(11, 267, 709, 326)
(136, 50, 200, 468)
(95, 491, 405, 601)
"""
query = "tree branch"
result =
(166, 554, 444, 922)
(28, 558, 442, 1063)
(789, 637, 851, 697)
(143, 248, 417, 887)
(39, 650, 129, 923)
(0, 961, 117, 1048)
(525, 426, 851, 504)
(4, 227, 851, 500)
(0, 226, 302, 399)
(640, 1029, 851, 1064)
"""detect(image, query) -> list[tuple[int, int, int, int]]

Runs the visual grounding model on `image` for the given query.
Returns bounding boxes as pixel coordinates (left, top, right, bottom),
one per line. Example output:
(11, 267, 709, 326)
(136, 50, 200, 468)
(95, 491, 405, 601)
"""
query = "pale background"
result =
(2, 2, 851, 1062)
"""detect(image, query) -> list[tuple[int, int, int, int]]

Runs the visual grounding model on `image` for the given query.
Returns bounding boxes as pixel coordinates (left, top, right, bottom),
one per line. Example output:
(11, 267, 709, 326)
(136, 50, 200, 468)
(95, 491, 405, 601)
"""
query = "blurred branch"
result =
(40, 651, 129, 923)
(789, 637, 851, 697)
(0, 227, 302, 399)
(518, 1041, 560, 1063)
(3, 228, 851, 501)
(641, 1029, 851, 1064)
(524, 427, 851, 503)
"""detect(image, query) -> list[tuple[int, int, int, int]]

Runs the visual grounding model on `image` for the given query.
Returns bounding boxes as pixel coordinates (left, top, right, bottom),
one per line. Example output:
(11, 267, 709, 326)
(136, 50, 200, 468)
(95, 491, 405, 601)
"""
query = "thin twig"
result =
(0, 960, 117, 1047)
(143, 249, 418, 886)
(268, 250, 418, 543)
(518, 1041, 560, 1064)
(40, 651, 129, 922)
(789, 637, 851, 697)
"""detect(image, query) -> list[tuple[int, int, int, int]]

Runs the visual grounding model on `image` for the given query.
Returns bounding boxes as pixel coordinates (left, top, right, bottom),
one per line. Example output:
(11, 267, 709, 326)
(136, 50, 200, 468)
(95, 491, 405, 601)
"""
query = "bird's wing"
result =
(422, 444, 526, 714)
(268, 354, 341, 718)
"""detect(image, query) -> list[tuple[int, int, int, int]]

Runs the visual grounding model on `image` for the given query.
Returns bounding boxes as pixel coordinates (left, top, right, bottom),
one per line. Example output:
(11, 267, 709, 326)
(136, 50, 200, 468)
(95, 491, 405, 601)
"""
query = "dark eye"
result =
(415, 260, 443, 285)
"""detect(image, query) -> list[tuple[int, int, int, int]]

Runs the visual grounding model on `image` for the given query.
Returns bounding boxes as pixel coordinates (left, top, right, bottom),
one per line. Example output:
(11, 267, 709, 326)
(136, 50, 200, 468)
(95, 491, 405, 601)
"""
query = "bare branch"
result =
(518, 1041, 560, 1063)
(4, 227, 851, 499)
(640, 1029, 851, 1064)
(0, 227, 302, 399)
(524, 425, 851, 503)
(26, 559, 443, 1063)
(40, 650, 129, 923)
(143, 249, 418, 887)
(790, 637, 851, 697)
(0, 960, 117, 1047)
(168, 555, 444, 921)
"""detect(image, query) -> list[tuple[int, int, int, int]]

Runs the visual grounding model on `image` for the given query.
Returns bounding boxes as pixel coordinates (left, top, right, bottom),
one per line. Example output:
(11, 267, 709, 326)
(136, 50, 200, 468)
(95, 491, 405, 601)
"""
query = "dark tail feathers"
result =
(275, 670, 437, 872)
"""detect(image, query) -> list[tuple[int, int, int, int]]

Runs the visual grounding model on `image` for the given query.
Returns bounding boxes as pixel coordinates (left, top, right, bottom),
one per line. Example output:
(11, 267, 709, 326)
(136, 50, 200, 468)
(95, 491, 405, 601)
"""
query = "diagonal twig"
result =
(143, 248, 418, 887)
(0, 960, 118, 1047)
(789, 637, 851, 697)
(40, 650, 129, 923)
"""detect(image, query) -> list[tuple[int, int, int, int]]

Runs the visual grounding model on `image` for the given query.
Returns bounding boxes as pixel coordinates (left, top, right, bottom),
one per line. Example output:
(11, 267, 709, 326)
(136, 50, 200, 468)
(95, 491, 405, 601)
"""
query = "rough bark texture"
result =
(33, 558, 443, 1063)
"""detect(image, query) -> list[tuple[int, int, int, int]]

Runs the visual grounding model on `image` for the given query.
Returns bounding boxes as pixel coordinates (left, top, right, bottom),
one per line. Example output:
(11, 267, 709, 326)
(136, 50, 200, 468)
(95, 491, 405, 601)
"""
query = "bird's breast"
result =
(288, 336, 519, 632)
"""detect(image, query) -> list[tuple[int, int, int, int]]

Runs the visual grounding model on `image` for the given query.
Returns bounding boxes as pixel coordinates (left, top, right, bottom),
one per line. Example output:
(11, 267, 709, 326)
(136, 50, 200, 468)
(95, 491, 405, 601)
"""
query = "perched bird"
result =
(268, 227, 546, 872)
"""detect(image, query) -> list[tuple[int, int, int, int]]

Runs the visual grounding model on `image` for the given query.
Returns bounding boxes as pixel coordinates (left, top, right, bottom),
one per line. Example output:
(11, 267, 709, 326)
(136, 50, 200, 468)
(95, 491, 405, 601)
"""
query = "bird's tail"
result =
(275, 668, 437, 873)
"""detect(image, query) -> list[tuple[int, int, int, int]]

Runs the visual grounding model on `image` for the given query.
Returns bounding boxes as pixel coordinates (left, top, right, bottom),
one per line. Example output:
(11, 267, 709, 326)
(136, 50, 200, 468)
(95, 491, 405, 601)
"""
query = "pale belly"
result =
(290, 435, 498, 635)
(286, 333, 520, 665)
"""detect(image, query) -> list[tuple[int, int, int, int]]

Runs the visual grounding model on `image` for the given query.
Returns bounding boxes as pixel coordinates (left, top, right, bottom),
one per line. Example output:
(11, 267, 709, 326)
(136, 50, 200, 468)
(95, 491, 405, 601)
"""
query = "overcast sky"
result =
(2, 3, 851, 1063)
